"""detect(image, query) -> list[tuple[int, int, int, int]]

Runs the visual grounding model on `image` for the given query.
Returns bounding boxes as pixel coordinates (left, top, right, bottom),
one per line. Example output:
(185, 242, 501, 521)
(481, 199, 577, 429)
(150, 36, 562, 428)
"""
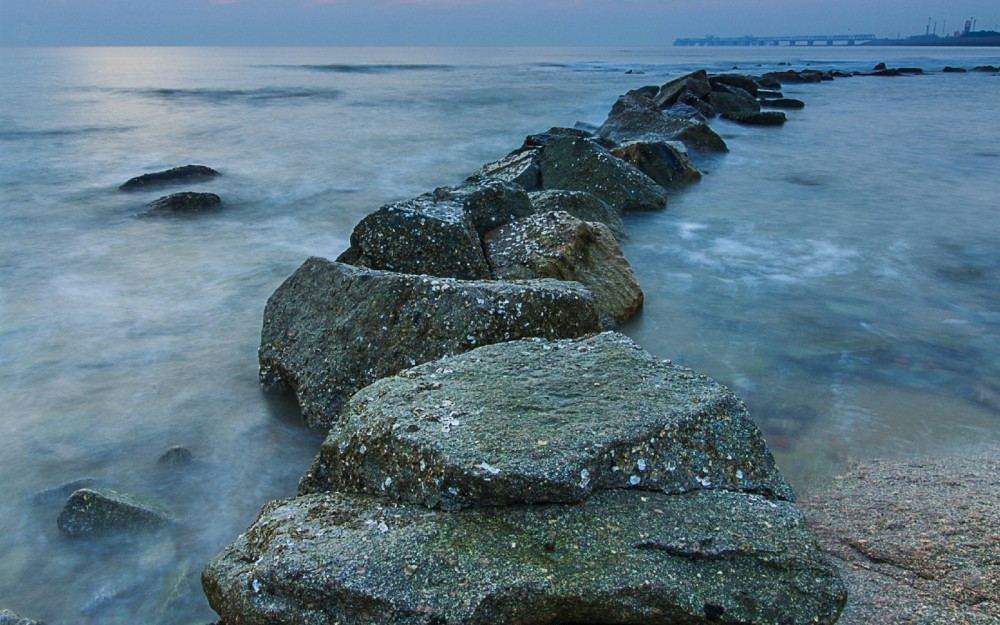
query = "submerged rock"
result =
(203, 489, 846, 625)
(119, 164, 219, 191)
(0, 609, 45, 625)
(611, 141, 702, 188)
(338, 179, 531, 280)
(760, 98, 805, 110)
(300, 332, 793, 506)
(708, 85, 761, 116)
(942, 66, 968, 73)
(157, 446, 193, 467)
(527, 190, 626, 240)
(972, 65, 1000, 73)
(259, 258, 601, 429)
(30, 477, 103, 505)
(483, 212, 643, 326)
(57, 488, 171, 536)
(596, 90, 728, 153)
(140, 192, 221, 216)
(721, 111, 787, 126)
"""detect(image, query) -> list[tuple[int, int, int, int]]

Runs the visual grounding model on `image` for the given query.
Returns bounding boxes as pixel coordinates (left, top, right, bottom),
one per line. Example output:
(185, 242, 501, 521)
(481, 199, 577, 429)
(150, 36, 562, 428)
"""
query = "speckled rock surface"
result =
(611, 141, 702, 188)
(299, 332, 793, 506)
(140, 192, 221, 216)
(422, 179, 533, 238)
(57, 488, 171, 536)
(708, 87, 761, 116)
(597, 91, 728, 153)
(474, 149, 543, 191)
(527, 190, 626, 240)
(483, 212, 643, 326)
(720, 111, 787, 127)
(259, 258, 601, 429)
(799, 449, 1000, 624)
(120, 164, 219, 190)
(538, 136, 669, 213)
(203, 488, 846, 625)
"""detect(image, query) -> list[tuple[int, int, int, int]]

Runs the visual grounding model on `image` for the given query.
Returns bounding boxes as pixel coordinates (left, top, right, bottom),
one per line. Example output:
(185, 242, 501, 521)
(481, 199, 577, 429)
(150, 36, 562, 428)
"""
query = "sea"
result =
(1, 46, 998, 623)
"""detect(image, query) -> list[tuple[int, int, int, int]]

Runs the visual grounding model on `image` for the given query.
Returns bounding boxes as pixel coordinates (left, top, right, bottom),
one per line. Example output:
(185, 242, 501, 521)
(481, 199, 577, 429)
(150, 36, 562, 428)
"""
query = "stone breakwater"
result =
(197, 66, 859, 625)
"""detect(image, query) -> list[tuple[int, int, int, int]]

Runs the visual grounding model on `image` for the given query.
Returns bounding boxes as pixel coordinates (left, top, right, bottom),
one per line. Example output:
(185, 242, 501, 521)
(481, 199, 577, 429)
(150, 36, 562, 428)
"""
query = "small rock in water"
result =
(721, 111, 787, 126)
(30, 476, 102, 505)
(157, 446, 193, 467)
(942, 66, 967, 73)
(140, 192, 222, 217)
(760, 98, 805, 110)
(119, 164, 219, 191)
(57, 488, 171, 536)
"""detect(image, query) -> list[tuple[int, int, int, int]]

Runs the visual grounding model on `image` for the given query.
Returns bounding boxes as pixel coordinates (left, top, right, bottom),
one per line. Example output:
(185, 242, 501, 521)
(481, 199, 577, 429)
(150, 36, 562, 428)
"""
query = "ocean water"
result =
(1, 46, 998, 622)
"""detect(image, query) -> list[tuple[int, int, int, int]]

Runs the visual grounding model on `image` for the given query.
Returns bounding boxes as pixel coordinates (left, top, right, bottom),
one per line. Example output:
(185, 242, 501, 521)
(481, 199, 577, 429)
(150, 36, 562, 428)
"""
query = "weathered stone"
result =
(300, 332, 794, 506)
(597, 91, 728, 153)
(869, 68, 902, 77)
(972, 65, 999, 73)
(611, 141, 702, 188)
(140, 192, 221, 216)
(756, 76, 782, 89)
(708, 86, 761, 115)
(483, 212, 643, 326)
(259, 258, 601, 429)
(426, 178, 534, 238)
(760, 98, 805, 110)
(337, 195, 489, 280)
(653, 70, 713, 108)
(203, 489, 846, 625)
(760, 70, 822, 84)
(119, 164, 219, 191)
(0, 609, 45, 625)
(757, 89, 784, 99)
(157, 446, 193, 467)
(721, 111, 787, 126)
(873, 62, 887, 71)
(474, 149, 542, 191)
(662, 102, 708, 122)
(57, 488, 171, 536)
(538, 136, 669, 212)
(527, 190, 626, 240)
(30, 477, 103, 505)
(942, 66, 968, 73)
(709, 73, 760, 97)
(676, 90, 716, 118)
(523, 126, 615, 151)
(634, 84, 660, 98)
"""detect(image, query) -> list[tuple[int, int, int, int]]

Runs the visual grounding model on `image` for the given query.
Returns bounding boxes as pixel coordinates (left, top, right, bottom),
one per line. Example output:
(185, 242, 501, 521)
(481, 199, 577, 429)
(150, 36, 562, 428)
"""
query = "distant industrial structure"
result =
(675, 19, 1000, 47)
(674, 34, 876, 47)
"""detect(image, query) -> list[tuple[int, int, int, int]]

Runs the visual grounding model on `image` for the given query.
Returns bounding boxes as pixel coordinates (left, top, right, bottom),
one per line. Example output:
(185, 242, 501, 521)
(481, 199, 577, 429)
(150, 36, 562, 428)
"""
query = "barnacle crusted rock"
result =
(299, 332, 794, 506)
(202, 489, 846, 625)
(258, 258, 601, 429)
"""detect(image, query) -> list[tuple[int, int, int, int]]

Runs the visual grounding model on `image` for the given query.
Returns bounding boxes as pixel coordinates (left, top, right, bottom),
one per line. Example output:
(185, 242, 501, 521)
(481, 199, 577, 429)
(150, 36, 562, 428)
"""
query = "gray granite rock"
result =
(300, 332, 794, 506)
(259, 258, 601, 429)
(483, 212, 643, 327)
(140, 192, 221, 216)
(527, 190, 626, 240)
(203, 488, 846, 625)
(597, 91, 728, 153)
(57, 488, 171, 536)
(120, 164, 219, 191)
(611, 141, 702, 188)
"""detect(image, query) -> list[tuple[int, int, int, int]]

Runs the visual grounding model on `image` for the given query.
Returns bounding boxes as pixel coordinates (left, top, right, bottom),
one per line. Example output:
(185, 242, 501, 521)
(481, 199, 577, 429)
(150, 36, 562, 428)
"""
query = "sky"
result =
(1, 0, 997, 47)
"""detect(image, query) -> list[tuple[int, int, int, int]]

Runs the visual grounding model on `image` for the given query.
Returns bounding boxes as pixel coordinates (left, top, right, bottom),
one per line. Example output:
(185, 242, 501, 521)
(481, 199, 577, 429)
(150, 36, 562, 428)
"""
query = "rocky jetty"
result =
(57, 488, 171, 536)
(259, 258, 601, 429)
(140, 192, 221, 216)
(119, 164, 219, 191)
(596, 89, 729, 152)
(610, 140, 702, 187)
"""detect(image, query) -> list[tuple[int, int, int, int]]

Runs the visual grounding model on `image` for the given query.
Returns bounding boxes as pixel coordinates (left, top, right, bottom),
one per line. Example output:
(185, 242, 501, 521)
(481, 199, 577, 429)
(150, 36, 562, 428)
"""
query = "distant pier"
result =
(674, 34, 877, 47)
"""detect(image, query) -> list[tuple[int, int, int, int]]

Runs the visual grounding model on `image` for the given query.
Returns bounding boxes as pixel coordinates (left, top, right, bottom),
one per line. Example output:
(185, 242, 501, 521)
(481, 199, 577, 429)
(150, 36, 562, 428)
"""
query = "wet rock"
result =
(869, 68, 902, 77)
(760, 70, 822, 84)
(338, 179, 531, 280)
(707, 85, 761, 116)
(633, 84, 660, 98)
(662, 102, 709, 123)
(898, 67, 924, 75)
(596, 90, 728, 152)
(538, 136, 669, 213)
(972, 65, 999, 73)
(527, 190, 626, 240)
(610, 140, 702, 187)
(799, 449, 1000, 624)
(57, 488, 171, 536)
(259, 258, 601, 429)
(203, 489, 846, 625)
(760, 97, 805, 110)
(157, 446, 193, 467)
(483, 212, 643, 327)
(523, 126, 615, 151)
(475, 148, 542, 191)
(756, 76, 782, 89)
(30, 476, 103, 505)
(873, 62, 887, 71)
(119, 164, 219, 191)
(140, 192, 221, 217)
(300, 332, 794, 506)
(0, 609, 45, 625)
(709, 73, 760, 97)
(721, 111, 787, 126)
(942, 66, 968, 73)
(757, 89, 784, 99)
(652, 70, 713, 108)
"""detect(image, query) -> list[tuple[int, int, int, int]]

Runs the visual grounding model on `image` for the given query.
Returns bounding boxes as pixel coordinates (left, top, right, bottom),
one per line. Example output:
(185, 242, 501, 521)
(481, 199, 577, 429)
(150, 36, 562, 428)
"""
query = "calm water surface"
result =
(1, 46, 998, 622)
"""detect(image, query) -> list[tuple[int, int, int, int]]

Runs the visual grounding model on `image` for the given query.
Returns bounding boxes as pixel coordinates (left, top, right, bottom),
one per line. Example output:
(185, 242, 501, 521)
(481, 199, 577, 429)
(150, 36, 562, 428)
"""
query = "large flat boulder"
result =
(527, 190, 626, 240)
(259, 258, 601, 429)
(300, 332, 793, 506)
(203, 489, 846, 625)
(483, 212, 643, 326)
(337, 179, 531, 280)
(611, 141, 702, 187)
(596, 91, 728, 153)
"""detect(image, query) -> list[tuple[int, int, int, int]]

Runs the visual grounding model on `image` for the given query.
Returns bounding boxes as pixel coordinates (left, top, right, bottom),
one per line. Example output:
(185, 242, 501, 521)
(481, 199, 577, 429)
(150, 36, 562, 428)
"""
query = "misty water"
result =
(1, 46, 998, 622)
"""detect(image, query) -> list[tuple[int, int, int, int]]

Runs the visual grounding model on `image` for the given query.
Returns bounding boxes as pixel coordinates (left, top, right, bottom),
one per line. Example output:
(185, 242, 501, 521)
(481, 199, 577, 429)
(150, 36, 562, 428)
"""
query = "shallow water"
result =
(1, 46, 998, 622)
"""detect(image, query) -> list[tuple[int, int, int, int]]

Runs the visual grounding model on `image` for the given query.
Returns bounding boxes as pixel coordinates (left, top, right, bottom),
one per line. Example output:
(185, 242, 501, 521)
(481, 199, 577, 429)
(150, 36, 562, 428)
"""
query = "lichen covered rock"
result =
(527, 190, 626, 240)
(203, 488, 846, 625)
(483, 212, 643, 326)
(611, 141, 702, 188)
(300, 332, 793, 506)
(597, 91, 728, 153)
(259, 258, 601, 429)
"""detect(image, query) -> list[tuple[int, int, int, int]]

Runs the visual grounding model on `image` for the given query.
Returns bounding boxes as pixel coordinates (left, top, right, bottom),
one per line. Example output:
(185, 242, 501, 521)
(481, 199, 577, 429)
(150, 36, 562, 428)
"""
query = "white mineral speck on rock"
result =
(629, 475, 641, 485)
(736, 470, 744, 479)
(638, 459, 647, 471)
